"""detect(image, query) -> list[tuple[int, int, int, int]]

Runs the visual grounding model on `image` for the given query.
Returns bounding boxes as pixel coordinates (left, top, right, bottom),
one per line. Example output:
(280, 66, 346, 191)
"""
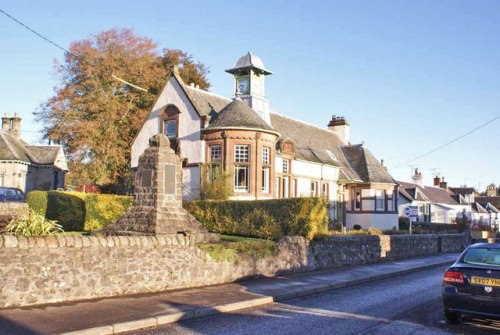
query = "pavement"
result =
(0, 253, 460, 335)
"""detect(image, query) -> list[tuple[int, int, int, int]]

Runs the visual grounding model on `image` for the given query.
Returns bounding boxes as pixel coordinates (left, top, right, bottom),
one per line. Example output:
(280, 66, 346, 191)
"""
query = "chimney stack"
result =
(10, 113, 21, 138)
(327, 115, 350, 145)
(433, 175, 440, 187)
(411, 168, 423, 186)
(439, 177, 447, 189)
(1, 113, 10, 132)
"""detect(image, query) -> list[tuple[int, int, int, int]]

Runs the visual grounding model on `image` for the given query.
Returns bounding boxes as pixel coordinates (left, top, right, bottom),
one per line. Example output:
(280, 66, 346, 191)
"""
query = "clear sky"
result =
(1, 0, 499, 190)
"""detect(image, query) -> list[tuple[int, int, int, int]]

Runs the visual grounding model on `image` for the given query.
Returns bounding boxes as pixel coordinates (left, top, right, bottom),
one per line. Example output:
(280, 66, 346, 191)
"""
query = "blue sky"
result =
(1, 0, 499, 190)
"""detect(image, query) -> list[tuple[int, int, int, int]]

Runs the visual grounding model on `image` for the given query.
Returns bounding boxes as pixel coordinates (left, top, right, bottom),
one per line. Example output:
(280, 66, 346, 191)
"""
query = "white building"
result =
(0, 113, 68, 191)
(132, 53, 399, 230)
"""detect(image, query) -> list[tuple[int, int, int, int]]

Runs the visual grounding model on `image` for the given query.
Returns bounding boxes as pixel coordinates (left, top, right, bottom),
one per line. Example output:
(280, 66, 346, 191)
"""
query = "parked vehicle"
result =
(442, 243, 500, 322)
(0, 187, 25, 202)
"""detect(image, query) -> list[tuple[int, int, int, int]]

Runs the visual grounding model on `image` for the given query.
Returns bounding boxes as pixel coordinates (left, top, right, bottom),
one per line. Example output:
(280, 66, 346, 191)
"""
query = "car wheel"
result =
(444, 310, 460, 324)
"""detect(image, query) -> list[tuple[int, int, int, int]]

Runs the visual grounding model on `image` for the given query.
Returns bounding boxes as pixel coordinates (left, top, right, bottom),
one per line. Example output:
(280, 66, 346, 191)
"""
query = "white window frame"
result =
(235, 145, 250, 163)
(262, 147, 270, 165)
(262, 167, 269, 193)
(282, 177, 289, 198)
(283, 159, 289, 174)
(234, 166, 249, 192)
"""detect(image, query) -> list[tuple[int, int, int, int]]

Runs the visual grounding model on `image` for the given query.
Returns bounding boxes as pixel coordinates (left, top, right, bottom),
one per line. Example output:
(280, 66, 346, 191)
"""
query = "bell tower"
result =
(226, 52, 272, 125)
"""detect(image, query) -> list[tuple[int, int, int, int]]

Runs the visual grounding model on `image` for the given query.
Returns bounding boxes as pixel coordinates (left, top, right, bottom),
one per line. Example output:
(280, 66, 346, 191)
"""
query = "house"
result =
(398, 170, 470, 223)
(0, 113, 68, 191)
(132, 52, 399, 230)
(476, 196, 500, 227)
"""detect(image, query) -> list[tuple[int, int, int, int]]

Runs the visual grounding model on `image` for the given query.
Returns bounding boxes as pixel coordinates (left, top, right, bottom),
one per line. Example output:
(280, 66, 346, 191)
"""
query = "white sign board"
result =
(404, 206, 418, 219)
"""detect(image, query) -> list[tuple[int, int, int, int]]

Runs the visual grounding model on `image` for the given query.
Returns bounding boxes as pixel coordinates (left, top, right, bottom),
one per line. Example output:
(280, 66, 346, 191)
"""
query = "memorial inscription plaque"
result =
(164, 164, 176, 194)
(141, 169, 152, 187)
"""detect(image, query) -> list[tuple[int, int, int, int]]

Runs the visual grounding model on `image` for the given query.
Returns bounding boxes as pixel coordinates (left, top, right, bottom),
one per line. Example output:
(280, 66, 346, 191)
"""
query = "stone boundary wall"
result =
(0, 233, 468, 309)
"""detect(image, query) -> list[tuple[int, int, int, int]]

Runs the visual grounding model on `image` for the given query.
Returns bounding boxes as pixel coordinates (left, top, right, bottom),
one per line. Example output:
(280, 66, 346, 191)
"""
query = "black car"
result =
(0, 187, 25, 202)
(442, 242, 500, 322)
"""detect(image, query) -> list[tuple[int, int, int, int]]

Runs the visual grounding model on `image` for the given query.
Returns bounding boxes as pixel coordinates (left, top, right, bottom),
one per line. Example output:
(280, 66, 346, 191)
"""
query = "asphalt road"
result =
(128, 266, 500, 335)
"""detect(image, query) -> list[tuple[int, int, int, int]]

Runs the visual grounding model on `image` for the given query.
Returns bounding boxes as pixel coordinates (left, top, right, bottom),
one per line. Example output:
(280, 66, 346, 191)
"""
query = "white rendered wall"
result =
(182, 166, 200, 200)
(131, 77, 204, 168)
(346, 213, 399, 230)
(0, 162, 28, 191)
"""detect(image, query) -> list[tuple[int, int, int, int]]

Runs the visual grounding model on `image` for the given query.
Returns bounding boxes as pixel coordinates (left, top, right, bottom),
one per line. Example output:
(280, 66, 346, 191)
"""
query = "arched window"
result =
(159, 105, 181, 152)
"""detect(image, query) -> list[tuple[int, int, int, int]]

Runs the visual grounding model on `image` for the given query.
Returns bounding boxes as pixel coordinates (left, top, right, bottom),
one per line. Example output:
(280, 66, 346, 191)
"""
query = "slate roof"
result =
(478, 202, 500, 213)
(182, 84, 231, 118)
(206, 99, 276, 132)
(420, 186, 458, 205)
(397, 181, 428, 201)
(449, 187, 475, 196)
(471, 202, 488, 214)
(26, 146, 61, 165)
(0, 132, 36, 162)
(0, 131, 64, 166)
(159, 74, 396, 185)
(476, 196, 500, 211)
(397, 180, 460, 205)
(270, 113, 357, 181)
(340, 145, 396, 184)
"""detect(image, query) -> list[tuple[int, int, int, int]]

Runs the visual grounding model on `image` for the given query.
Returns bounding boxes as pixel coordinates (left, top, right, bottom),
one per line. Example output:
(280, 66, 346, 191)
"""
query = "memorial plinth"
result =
(103, 134, 219, 243)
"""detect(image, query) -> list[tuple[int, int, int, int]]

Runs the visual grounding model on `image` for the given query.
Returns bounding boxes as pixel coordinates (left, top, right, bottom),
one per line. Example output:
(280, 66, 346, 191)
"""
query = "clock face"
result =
(238, 77, 250, 94)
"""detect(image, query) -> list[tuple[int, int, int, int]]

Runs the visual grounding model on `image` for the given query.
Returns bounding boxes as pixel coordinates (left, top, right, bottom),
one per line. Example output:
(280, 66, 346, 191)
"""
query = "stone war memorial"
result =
(104, 133, 219, 243)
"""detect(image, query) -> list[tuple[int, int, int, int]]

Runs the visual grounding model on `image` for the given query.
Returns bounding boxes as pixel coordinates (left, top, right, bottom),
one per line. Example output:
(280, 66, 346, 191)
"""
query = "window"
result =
(275, 177, 280, 198)
(283, 159, 289, 174)
(165, 120, 177, 139)
(322, 183, 329, 201)
(0, 172, 4, 187)
(210, 145, 221, 163)
(354, 191, 361, 211)
(234, 166, 249, 192)
(262, 147, 270, 165)
(262, 167, 269, 193)
(291, 179, 297, 197)
(282, 177, 289, 198)
(235, 145, 250, 162)
(387, 190, 394, 212)
(375, 190, 385, 211)
(311, 181, 318, 196)
(362, 189, 375, 211)
(234, 145, 250, 192)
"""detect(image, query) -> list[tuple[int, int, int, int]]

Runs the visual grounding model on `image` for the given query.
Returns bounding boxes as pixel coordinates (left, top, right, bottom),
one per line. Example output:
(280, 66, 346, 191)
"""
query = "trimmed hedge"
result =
(26, 191, 132, 232)
(183, 197, 328, 240)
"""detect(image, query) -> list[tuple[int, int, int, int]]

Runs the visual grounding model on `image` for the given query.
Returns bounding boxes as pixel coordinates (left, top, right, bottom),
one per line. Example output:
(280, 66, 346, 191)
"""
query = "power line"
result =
(0, 8, 73, 55)
(0, 8, 148, 92)
(390, 115, 500, 170)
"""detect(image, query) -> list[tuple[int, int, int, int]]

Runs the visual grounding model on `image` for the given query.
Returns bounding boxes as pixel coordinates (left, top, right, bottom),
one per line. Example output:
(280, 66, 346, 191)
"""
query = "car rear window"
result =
(463, 248, 500, 267)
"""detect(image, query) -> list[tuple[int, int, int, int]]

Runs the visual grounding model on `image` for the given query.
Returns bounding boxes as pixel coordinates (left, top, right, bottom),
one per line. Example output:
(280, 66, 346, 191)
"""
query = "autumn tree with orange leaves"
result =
(35, 29, 209, 191)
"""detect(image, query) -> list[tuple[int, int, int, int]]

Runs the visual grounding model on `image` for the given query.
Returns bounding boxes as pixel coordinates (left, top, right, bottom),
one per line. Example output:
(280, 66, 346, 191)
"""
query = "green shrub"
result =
(26, 191, 132, 232)
(45, 191, 86, 231)
(26, 191, 48, 215)
(6, 209, 63, 236)
(199, 164, 233, 200)
(184, 197, 328, 240)
(82, 194, 133, 231)
(399, 216, 410, 230)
